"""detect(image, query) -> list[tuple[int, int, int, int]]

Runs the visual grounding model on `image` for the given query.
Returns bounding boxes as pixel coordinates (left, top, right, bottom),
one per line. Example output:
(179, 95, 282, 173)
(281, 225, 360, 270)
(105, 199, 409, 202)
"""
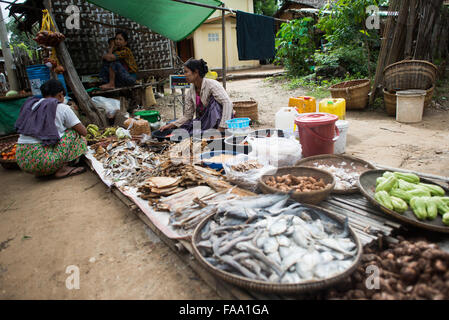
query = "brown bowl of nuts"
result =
(258, 166, 335, 205)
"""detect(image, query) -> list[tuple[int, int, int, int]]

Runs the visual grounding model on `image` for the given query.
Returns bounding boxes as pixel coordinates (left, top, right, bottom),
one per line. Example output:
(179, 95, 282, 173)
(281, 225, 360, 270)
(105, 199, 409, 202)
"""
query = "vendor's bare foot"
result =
(100, 83, 115, 90)
(54, 166, 86, 179)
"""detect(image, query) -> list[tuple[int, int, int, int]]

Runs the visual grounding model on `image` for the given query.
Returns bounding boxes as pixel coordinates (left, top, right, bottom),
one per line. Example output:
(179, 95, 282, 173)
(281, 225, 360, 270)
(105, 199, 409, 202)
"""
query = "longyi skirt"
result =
(15, 129, 87, 176)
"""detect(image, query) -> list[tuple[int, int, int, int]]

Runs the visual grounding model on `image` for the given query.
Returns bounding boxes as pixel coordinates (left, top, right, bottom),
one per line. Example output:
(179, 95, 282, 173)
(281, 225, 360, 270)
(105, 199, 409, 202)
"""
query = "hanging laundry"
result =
(236, 10, 276, 61)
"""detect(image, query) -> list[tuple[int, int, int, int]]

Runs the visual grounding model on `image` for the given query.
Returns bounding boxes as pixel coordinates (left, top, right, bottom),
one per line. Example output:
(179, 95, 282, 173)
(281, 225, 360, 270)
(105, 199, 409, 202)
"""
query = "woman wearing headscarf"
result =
(160, 58, 234, 134)
(15, 79, 88, 178)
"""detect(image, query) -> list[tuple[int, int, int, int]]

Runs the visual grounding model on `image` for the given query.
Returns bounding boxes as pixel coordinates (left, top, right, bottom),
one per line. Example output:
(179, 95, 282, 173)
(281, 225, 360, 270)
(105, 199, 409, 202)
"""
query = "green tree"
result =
(254, 0, 279, 16)
(6, 18, 38, 49)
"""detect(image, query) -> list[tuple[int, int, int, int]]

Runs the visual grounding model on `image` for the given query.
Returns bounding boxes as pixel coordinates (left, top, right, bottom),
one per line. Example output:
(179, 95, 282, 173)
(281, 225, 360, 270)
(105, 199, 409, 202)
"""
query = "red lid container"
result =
(295, 113, 340, 157)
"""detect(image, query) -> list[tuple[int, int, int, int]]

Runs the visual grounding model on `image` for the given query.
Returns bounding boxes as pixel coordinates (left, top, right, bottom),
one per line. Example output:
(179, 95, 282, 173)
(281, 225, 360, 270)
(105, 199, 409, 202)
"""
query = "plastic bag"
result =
(247, 136, 302, 167)
(91, 96, 121, 119)
(223, 154, 277, 192)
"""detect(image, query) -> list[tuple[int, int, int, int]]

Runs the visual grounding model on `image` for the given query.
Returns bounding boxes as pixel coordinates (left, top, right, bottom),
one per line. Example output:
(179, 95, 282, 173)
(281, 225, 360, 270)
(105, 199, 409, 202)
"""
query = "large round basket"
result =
(383, 60, 437, 92)
(329, 79, 371, 110)
(383, 85, 434, 117)
(0, 134, 19, 170)
(191, 203, 363, 294)
(232, 99, 259, 121)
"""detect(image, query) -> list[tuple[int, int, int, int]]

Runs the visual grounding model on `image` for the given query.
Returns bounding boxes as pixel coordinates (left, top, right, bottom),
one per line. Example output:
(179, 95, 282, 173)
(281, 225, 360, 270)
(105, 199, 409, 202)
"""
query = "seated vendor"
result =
(100, 30, 138, 90)
(15, 79, 88, 179)
(159, 58, 234, 134)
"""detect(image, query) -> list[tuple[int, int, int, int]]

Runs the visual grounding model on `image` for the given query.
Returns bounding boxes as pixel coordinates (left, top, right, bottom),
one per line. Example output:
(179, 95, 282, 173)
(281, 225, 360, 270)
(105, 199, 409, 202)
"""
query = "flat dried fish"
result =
(145, 176, 181, 189)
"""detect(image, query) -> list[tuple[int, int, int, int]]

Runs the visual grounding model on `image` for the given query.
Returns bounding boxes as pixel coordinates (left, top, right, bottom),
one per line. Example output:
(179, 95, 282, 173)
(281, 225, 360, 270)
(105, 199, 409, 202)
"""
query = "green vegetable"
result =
(383, 171, 394, 178)
(6, 90, 18, 97)
(418, 183, 446, 197)
(375, 175, 397, 193)
(424, 197, 438, 220)
(390, 188, 413, 204)
(435, 198, 449, 215)
(406, 188, 431, 198)
(398, 179, 417, 191)
(376, 177, 387, 186)
(410, 197, 427, 220)
(374, 191, 394, 210)
(390, 196, 408, 214)
(393, 172, 420, 184)
(443, 212, 449, 226)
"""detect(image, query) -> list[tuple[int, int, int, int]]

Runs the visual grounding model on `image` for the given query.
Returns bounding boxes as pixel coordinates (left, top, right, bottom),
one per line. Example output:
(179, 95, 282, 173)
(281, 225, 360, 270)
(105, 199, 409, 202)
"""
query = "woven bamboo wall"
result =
(51, 0, 175, 76)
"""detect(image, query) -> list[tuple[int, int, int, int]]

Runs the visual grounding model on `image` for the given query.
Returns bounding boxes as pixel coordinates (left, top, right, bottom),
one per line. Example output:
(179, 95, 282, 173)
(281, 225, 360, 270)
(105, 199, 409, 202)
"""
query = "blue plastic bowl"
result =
(226, 118, 251, 129)
(200, 150, 240, 171)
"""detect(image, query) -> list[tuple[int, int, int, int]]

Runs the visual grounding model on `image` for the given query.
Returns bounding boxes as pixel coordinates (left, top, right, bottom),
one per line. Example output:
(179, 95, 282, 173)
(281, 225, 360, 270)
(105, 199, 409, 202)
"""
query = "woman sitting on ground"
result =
(100, 30, 138, 90)
(15, 79, 88, 179)
(160, 58, 234, 134)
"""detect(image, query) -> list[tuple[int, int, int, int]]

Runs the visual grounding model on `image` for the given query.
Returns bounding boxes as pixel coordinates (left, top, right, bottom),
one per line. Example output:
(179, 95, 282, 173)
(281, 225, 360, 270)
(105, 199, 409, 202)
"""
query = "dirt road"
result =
(1, 76, 448, 299)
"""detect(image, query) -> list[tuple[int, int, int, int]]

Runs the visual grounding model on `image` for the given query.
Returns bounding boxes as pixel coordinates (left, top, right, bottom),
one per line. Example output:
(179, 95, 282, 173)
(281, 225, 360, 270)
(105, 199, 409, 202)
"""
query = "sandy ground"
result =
(1, 73, 448, 300)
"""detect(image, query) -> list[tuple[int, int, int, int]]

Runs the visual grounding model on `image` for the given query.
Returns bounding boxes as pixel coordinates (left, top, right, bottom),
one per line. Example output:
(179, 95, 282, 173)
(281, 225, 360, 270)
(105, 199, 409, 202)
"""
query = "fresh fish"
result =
(240, 259, 268, 281)
(269, 218, 288, 236)
(235, 242, 283, 277)
(224, 193, 290, 209)
(295, 250, 321, 280)
(217, 232, 256, 256)
(263, 237, 279, 254)
(292, 225, 313, 248)
(276, 235, 291, 247)
(318, 238, 356, 257)
(281, 249, 306, 274)
(267, 251, 282, 266)
(219, 255, 257, 279)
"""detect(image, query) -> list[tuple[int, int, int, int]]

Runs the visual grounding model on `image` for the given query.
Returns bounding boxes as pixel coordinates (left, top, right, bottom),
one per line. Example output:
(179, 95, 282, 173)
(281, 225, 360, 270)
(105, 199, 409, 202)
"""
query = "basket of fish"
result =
(191, 193, 363, 294)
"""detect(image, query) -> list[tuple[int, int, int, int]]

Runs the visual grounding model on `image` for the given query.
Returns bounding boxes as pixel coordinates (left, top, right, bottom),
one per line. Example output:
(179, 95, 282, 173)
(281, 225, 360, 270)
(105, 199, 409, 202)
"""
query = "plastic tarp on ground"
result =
(87, 0, 222, 42)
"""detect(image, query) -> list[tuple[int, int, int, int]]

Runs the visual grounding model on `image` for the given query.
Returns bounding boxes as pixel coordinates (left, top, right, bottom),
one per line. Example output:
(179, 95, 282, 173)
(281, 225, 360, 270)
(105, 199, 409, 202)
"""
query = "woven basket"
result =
(383, 85, 434, 116)
(383, 60, 438, 92)
(329, 79, 371, 110)
(191, 202, 363, 294)
(233, 99, 258, 121)
(0, 134, 19, 170)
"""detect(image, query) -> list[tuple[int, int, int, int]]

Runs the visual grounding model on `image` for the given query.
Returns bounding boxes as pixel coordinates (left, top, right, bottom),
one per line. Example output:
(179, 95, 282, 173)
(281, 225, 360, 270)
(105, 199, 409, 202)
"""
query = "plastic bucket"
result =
(135, 110, 161, 123)
(26, 64, 68, 96)
(396, 90, 426, 123)
(334, 120, 349, 154)
(295, 113, 340, 158)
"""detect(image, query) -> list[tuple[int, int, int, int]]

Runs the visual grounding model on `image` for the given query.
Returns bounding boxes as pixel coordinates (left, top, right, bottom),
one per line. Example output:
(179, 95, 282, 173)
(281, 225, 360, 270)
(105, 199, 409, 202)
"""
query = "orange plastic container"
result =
(289, 96, 316, 114)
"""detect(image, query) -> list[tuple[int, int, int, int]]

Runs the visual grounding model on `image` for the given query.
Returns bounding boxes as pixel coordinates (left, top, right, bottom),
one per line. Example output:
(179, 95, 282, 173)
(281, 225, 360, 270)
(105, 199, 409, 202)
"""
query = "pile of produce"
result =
(263, 175, 329, 193)
(34, 30, 65, 47)
(196, 193, 359, 283)
(230, 160, 263, 172)
(1, 144, 16, 160)
(86, 124, 121, 145)
(206, 154, 236, 164)
(312, 162, 364, 191)
(326, 238, 449, 300)
(374, 171, 449, 225)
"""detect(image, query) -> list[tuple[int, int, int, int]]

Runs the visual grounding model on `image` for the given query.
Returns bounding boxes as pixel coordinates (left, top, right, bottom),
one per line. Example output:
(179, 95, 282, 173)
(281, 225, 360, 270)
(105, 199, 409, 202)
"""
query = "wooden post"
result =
(369, 0, 399, 105)
(404, 0, 417, 59)
(44, 0, 107, 128)
(221, 4, 226, 90)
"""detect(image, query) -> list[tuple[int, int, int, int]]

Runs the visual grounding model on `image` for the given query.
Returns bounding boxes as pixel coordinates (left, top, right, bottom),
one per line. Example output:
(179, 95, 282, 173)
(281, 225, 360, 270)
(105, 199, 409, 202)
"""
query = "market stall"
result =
(76, 125, 449, 299)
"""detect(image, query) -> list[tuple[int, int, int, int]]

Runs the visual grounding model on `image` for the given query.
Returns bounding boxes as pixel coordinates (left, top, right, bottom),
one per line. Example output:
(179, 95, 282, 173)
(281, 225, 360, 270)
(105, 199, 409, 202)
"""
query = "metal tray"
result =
(191, 202, 363, 294)
(296, 154, 376, 194)
(358, 169, 449, 234)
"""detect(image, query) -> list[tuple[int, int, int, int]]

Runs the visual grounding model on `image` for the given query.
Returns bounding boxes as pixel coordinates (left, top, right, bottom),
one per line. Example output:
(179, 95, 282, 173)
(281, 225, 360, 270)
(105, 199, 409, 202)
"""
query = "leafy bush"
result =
(314, 45, 373, 76)
(274, 17, 316, 77)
